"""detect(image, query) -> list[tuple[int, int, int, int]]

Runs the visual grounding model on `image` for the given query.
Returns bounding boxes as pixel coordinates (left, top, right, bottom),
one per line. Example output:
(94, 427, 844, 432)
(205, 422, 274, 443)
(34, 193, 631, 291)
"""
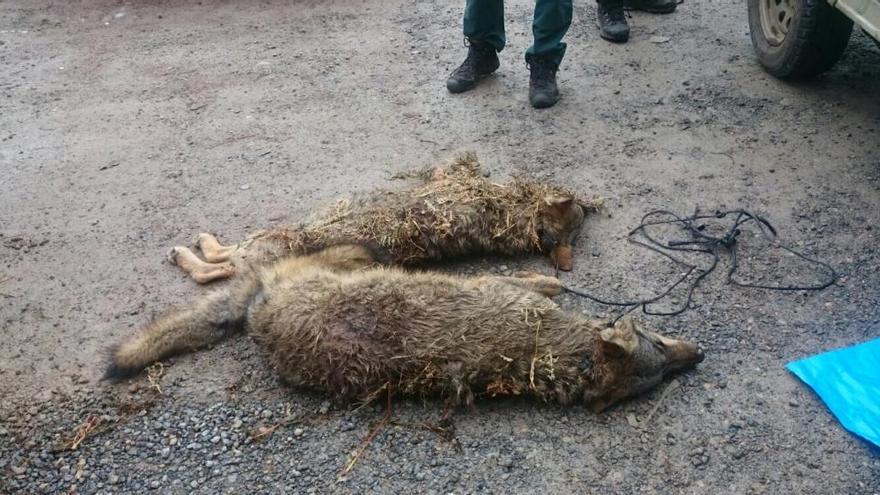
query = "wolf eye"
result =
(647, 337, 666, 352)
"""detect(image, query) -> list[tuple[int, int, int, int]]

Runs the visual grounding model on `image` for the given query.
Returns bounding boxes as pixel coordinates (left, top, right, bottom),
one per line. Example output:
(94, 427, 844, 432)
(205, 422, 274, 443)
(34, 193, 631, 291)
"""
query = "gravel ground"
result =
(1, 0, 879, 493)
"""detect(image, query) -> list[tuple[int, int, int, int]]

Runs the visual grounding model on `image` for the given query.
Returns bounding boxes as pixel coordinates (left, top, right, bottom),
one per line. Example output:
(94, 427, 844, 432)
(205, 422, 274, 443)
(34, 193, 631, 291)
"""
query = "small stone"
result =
(261, 409, 273, 419)
(626, 414, 640, 428)
(293, 428, 304, 437)
(649, 36, 671, 43)
(109, 474, 120, 485)
(788, 399, 800, 408)
(12, 465, 26, 475)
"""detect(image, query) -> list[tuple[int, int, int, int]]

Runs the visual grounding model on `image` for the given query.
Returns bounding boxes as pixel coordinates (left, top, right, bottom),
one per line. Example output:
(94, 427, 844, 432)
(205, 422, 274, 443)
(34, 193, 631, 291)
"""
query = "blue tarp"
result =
(787, 338, 880, 449)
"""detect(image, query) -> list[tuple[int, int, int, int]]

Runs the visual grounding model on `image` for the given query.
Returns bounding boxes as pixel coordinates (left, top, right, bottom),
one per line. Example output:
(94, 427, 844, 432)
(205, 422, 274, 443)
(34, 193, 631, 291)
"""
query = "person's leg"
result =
(447, 0, 505, 93)
(463, 0, 506, 51)
(525, 0, 572, 108)
(526, 0, 572, 67)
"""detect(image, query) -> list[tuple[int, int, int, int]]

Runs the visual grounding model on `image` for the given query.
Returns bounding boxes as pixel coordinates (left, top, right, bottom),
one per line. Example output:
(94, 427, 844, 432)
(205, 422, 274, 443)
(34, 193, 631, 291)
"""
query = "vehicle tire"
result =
(747, 0, 854, 79)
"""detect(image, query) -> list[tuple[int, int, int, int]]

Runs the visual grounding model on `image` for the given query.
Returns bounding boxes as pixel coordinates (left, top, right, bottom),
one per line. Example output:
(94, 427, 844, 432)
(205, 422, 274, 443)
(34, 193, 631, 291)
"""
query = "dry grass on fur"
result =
(268, 154, 604, 264)
(225, 153, 603, 273)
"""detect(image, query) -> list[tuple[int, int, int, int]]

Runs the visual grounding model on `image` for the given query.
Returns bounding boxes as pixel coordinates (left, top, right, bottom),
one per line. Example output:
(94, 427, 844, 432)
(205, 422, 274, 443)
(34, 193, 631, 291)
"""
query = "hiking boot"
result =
(526, 55, 559, 109)
(624, 0, 677, 13)
(597, 0, 630, 42)
(446, 40, 500, 94)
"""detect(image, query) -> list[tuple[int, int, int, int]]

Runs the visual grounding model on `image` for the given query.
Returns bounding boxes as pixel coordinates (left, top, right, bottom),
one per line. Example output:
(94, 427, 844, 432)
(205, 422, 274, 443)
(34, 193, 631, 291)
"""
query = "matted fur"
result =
(174, 154, 602, 282)
(110, 245, 704, 411)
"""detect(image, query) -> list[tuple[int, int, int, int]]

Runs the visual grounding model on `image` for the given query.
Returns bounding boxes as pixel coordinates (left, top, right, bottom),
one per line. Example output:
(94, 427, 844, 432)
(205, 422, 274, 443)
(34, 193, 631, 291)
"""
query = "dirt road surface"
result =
(2, 0, 879, 493)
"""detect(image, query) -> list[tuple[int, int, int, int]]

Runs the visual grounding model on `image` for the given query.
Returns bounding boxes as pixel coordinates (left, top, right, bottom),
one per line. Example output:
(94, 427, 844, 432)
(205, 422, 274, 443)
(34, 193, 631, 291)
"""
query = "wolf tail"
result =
(104, 275, 262, 381)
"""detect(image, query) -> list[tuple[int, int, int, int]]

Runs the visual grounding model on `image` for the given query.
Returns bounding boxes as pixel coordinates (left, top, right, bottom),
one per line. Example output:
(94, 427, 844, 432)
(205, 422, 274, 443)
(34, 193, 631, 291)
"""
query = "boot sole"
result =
(597, 18, 630, 42)
(530, 95, 559, 109)
(447, 72, 494, 94)
(446, 62, 501, 94)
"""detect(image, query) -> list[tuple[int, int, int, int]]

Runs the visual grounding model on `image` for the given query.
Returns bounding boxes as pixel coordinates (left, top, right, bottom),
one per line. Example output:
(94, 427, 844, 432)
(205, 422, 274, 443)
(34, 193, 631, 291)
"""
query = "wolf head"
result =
(586, 316, 704, 412)
(537, 195, 586, 271)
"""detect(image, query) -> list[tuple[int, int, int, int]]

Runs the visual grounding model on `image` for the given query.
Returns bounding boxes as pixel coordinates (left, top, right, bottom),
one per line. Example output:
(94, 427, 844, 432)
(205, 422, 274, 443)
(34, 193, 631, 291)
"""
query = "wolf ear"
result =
(599, 321, 638, 356)
(544, 195, 574, 212)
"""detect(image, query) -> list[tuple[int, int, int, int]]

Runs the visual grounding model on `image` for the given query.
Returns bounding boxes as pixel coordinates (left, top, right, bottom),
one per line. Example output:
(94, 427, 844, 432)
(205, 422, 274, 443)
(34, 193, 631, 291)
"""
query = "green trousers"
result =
(463, 0, 572, 67)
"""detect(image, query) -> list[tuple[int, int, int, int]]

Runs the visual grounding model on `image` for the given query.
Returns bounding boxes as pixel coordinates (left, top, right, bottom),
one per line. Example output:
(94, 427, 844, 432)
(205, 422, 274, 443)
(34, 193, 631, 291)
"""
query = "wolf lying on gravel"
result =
(109, 244, 704, 411)
(169, 154, 600, 283)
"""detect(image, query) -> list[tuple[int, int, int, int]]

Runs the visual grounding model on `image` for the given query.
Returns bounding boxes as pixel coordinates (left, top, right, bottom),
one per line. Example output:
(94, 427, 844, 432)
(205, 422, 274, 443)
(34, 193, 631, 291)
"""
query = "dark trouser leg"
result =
(463, 0, 506, 51)
(526, 0, 572, 67)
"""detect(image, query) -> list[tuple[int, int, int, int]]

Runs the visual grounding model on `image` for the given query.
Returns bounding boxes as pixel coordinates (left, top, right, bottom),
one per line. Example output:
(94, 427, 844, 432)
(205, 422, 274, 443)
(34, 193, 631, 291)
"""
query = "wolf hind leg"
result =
(168, 246, 236, 284)
(105, 275, 260, 380)
(196, 233, 239, 263)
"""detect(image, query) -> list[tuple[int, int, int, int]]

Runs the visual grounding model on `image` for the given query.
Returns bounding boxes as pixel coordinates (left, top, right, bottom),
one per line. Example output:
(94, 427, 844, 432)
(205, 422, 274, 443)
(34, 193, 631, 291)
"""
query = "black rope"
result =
(560, 208, 838, 323)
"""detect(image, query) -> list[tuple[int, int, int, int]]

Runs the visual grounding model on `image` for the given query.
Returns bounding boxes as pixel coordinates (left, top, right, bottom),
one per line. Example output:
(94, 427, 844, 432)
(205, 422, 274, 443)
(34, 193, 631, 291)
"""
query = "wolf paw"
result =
(194, 232, 216, 249)
(167, 246, 184, 265)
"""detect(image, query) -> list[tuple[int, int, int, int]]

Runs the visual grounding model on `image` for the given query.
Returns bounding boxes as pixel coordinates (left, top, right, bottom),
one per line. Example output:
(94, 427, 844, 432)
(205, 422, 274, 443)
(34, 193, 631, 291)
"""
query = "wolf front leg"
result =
(168, 246, 236, 284)
(196, 233, 239, 263)
(474, 272, 563, 298)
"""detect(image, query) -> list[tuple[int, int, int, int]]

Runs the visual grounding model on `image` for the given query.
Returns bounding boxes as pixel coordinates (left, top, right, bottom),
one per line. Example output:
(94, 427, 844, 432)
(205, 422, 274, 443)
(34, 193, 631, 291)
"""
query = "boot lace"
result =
(528, 59, 556, 88)
(460, 39, 494, 70)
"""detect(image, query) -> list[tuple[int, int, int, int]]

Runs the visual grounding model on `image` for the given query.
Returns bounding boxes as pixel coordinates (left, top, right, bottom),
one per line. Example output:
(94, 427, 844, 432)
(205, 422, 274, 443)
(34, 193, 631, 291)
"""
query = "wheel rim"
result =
(759, 0, 797, 46)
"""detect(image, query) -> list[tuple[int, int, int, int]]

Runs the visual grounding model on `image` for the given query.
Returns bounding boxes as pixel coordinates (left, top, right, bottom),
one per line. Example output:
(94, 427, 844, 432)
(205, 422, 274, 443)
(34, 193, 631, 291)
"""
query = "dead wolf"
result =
(108, 244, 704, 412)
(169, 154, 601, 284)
